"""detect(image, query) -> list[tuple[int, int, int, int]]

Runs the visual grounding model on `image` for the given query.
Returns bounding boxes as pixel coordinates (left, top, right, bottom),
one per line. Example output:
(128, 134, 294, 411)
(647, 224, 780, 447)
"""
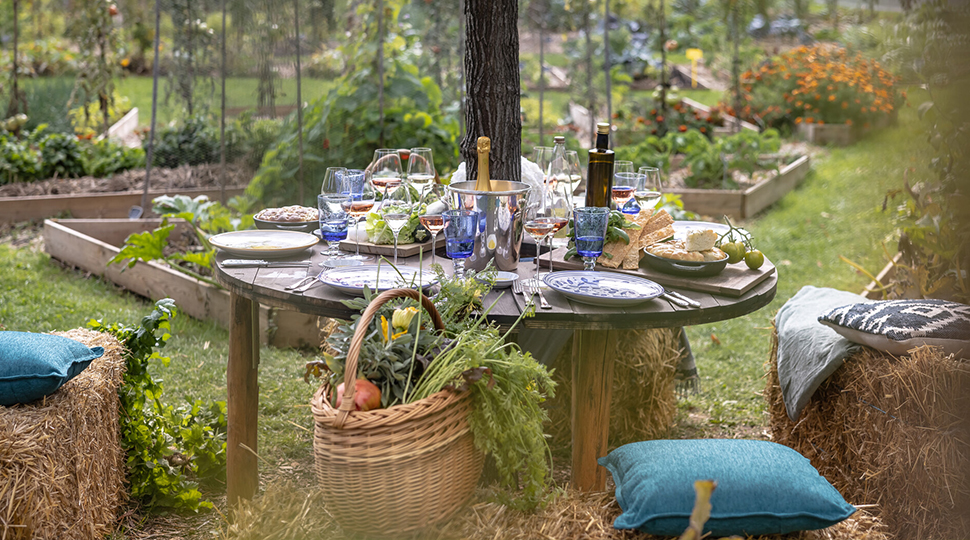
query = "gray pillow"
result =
(775, 286, 865, 421)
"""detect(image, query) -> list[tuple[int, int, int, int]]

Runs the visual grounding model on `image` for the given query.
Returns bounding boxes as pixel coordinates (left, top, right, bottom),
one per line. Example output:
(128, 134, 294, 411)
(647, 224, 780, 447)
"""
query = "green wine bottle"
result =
(585, 122, 614, 208)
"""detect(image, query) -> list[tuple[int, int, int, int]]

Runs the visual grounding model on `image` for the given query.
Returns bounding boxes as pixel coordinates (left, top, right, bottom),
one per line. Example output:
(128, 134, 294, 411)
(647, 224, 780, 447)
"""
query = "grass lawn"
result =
(0, 89, 929, 536)
(21, 76, 337, 126)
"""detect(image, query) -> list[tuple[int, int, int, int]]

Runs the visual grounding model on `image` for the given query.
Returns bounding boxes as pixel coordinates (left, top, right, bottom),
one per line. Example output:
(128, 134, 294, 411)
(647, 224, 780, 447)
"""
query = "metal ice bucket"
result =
(447, 180, 531, 272)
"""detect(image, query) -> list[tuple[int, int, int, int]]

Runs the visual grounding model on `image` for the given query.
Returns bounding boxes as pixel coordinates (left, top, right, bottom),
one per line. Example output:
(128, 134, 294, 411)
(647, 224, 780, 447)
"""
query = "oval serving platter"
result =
(543, 271, 663, 307)
(209, 230, 319, 258)
(319, 265, 438, 296)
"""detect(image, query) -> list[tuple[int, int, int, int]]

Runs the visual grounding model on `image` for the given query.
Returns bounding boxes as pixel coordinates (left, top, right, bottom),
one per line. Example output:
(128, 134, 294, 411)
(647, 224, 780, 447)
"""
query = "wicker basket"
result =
(310, 288, 484, 537)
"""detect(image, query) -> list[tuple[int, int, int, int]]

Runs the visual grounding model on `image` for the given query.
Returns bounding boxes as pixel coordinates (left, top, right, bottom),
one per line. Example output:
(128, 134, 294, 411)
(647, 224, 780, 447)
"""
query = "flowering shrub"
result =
(612, 90, 723, 142)
(724, 44, 903, 130)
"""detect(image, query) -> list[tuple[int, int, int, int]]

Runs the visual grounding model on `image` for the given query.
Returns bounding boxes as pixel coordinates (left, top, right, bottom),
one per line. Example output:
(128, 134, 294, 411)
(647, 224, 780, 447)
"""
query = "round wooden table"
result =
(214, 245, 776, 505)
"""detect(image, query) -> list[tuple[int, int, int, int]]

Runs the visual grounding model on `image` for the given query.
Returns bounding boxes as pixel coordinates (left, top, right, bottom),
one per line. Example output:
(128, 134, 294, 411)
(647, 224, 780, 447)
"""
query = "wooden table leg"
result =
(571, 328, 617, 491)
(227, 292, 259, 507)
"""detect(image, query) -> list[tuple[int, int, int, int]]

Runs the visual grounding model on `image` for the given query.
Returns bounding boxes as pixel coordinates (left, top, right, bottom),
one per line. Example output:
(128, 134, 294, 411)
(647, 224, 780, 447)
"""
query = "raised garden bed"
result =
(1, 163, 251, 224)
(43, 218, 323, 347)
(667, 154, 811, 219)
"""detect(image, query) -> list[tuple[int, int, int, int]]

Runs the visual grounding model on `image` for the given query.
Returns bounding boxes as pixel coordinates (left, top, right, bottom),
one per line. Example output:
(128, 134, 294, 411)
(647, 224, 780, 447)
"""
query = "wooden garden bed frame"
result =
(666, 154, 810, 219)
(43, 218, 322, 347)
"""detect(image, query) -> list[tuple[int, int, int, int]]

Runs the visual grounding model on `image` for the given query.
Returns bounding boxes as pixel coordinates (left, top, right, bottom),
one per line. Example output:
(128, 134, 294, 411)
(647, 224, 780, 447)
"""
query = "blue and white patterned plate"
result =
(320, 264, 437, 296)
(543, 271, 664, 307)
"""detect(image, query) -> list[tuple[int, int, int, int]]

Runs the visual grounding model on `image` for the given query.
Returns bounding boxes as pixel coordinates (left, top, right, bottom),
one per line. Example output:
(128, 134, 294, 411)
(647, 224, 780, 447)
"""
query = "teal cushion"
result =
(0, 331, 104, 406)
(599, 439, 856, 536)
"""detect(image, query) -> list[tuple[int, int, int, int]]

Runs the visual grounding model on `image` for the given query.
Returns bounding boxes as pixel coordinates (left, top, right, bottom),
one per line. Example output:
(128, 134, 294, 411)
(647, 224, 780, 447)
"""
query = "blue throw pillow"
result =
(0, 331, 104, 406)
(599, 439, 856, 537)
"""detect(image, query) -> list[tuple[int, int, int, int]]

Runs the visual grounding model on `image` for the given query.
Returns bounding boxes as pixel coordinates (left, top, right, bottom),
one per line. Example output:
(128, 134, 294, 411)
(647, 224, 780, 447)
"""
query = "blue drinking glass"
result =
(337, 169, 372, 261)
(317, 193, 351, 265)
(442, 209, 480, 278)
(573, 207, 610, 271)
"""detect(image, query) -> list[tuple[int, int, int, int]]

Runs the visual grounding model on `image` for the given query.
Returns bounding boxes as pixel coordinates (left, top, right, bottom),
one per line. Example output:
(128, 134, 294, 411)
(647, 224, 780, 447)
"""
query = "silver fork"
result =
(512, 277, 526, 296)
(289, 270, 327, 293)
(526, 279, 552, 310)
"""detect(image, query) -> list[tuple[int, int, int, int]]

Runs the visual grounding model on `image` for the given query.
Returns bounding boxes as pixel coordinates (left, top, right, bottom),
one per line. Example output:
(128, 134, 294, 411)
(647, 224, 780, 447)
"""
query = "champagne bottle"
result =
(475, 136, 492, 191)
(585, 122, 614, 208)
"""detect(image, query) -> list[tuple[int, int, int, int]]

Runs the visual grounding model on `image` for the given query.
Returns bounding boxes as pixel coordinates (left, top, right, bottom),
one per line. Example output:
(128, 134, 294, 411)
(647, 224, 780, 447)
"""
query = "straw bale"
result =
(428, 487, 890, 540)
(546, 328, 681, 454)
(0, 328, 127, 540)
(766, 329, 970, 539)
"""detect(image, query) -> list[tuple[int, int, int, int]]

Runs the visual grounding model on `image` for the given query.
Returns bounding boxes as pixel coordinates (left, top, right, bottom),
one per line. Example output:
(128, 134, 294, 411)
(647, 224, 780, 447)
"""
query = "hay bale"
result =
(546, 328, 681, 453)
(766, 330, 970, 539)
(0, 328, 127, 540)
(428, 487, 890, 540)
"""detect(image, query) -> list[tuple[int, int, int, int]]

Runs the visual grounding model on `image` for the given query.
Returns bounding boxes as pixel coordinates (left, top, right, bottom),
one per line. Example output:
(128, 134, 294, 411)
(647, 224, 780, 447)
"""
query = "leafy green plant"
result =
(88, 299, 227, 511)
(84, 138, 146, 177)
(39, 132, 86, 178)
(69, 93, 132, 137)
(109, 195, 253, 288)
(0, 129, 42, 185)
(150, 116, 219, 169)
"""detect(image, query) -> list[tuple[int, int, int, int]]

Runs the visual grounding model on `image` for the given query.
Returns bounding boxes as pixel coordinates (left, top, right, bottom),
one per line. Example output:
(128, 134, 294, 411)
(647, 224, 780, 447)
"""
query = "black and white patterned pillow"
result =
(818, 299, 970, 357)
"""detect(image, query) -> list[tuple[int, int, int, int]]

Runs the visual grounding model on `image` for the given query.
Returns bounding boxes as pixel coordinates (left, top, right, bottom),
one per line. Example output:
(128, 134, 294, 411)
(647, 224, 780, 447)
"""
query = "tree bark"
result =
(462, 0, 521, 183)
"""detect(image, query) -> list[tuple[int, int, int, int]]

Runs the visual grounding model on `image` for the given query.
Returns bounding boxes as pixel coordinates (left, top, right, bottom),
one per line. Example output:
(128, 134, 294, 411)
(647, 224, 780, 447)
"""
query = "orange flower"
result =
(795, 117, 803, 124)
(845, 119, 853, 126)
(805, 117, 815, 124)
(828, 95, 836, 102)
(842, 102, 848, 109)
(679, 125, 687, 132)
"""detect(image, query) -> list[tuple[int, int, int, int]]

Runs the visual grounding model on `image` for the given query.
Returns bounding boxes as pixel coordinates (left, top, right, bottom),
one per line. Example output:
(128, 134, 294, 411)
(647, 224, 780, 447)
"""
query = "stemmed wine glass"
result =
(407, 147, 436, 196)
(613, 172, 645, 214)
(564, 150, 583, 197)
(532, 146, 553, 182)
(317, 191, 352, 267)
(321, 166, 346, 196)
(524, 200, 556, 284)
(573, 207, 610, 271)
(614, 160, 635, 175)
(442, 209, 480, 279)
(525, 182, 570, 277)
(339, 169, 374, 261)
(636, 166, 663, 211)
(382, 182, 415, 265)
(370, 149, 403, 203)
(418, 184, 451, 268)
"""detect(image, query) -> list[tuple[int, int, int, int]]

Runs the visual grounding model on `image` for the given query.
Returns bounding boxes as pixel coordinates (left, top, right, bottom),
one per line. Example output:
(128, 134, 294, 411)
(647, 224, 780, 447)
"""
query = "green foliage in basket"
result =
(311, 266, 556, 510)
(88, 299, 227, 511)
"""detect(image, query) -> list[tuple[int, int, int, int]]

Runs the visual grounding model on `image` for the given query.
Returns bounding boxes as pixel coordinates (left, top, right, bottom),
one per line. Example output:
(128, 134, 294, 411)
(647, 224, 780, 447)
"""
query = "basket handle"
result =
(335, 288, 445, 428)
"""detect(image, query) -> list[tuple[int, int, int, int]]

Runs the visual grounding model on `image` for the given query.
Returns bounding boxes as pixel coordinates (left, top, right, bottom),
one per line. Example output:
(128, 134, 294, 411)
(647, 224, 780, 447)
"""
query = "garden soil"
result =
(0, 163, 252, 198)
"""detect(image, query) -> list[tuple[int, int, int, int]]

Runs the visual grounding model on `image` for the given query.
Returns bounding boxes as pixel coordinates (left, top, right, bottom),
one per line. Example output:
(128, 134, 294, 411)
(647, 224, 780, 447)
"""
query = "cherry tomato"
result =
(722, 241, 744, 264)
(745, 249, 765, 270)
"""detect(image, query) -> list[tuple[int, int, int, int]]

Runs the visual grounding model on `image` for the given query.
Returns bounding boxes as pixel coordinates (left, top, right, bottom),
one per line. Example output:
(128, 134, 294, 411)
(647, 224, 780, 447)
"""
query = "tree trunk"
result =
(462, 0, 521, 183)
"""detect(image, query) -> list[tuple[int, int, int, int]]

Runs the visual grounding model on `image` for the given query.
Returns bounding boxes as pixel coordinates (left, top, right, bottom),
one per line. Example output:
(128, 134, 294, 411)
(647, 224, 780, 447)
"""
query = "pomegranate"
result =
(335, 379, 382, 411)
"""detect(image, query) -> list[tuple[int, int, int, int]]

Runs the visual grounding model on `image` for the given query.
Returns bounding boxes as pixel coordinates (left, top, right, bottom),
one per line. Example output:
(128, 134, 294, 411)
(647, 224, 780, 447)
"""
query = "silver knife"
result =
(222, 259, 310, 268)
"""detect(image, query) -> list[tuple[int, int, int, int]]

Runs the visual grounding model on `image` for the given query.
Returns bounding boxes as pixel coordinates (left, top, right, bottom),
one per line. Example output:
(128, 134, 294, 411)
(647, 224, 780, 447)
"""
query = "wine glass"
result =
(636, 166, 663, 211)
(526, 182, 570, 277)
(407, 147, 436, 196)
(418, 184, 451, 268)
(564, 150, 584, 197)
(317, 192, 351, 266)
(613, 172, 644, 214)
(442, 209, 480, 278)
(523, 199, 556, 284)
(370, 149, 403, 203)
(532, 146, 553, 182)
(573, 207, 610, 271)
(614, 160, 635, 175)
(382, 182, 415, 265)
(339, 169, 374, 261)
(321, 166, 346, 195)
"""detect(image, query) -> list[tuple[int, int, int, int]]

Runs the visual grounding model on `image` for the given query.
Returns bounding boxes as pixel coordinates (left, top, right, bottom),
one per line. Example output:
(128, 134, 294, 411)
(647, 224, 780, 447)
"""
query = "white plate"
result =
(478, 271, 519, 288)
(320, 265, 438, 296)
(209, 230, 319, 258)
(672, 221, 747, 242)
(543, 271, 663, 307)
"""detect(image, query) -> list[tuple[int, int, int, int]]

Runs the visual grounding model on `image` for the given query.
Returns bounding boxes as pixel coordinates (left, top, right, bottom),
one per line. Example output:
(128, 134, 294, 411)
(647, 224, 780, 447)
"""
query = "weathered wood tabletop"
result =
(214, 242, 777, 505)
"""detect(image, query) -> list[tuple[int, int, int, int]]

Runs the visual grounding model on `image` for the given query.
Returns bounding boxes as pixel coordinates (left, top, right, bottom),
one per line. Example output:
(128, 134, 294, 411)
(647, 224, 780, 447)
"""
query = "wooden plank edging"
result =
(1, 187, 247, 225)
(43, 219, 270, 344)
